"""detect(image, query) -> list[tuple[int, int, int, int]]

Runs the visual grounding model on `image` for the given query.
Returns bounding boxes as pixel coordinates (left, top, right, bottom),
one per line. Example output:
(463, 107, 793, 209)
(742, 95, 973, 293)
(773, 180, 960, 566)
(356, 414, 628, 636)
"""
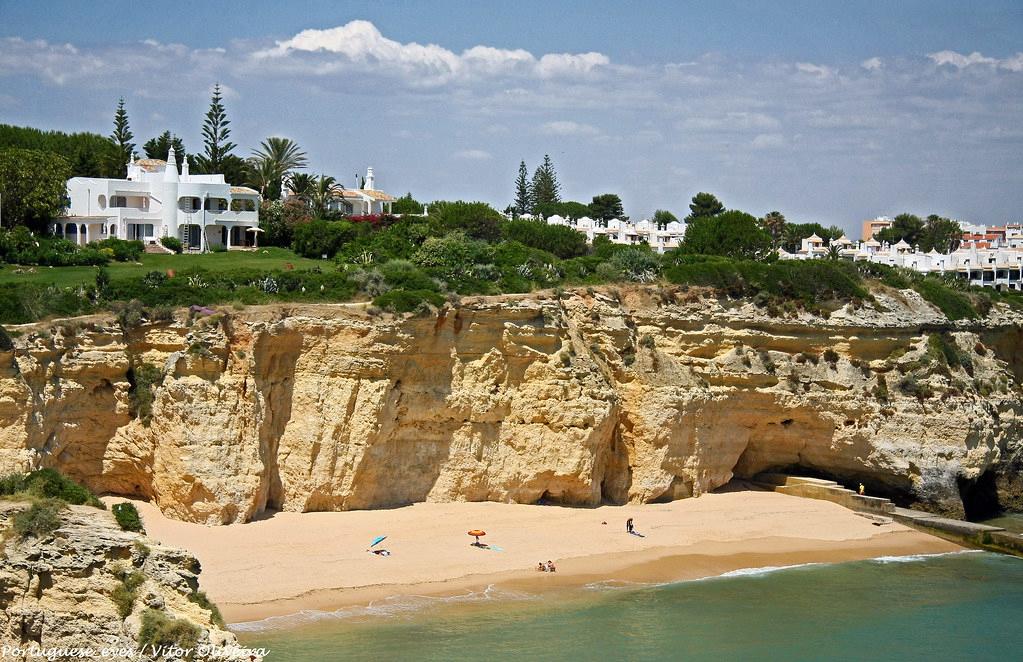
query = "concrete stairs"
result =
(754, 473, 896, 515)
(144, 242, 174, 254)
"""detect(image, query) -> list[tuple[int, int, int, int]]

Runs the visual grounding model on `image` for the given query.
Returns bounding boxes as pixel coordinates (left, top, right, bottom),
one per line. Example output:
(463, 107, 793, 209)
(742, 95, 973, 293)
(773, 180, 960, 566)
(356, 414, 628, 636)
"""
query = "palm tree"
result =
(287, 173, 315, 201)
(310, 175, 342, 217)
(249, 137, 308, 200)
(761, 211, 786, 247)
(245, 157, 279, 198)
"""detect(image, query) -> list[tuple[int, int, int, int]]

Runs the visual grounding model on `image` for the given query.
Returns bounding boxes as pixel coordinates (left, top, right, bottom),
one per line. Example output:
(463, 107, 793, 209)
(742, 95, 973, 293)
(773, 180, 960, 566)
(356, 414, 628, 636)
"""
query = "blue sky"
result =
(1, 1, 1021, 231)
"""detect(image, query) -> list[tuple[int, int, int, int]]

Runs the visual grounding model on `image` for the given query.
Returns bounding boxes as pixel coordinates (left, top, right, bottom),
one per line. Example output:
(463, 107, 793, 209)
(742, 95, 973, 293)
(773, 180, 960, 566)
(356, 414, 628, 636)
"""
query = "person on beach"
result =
(547, 560, 557, 572)
(538, 562, 547, 572)
(626, 517, 634, 534)
(859, 483, 865, 495)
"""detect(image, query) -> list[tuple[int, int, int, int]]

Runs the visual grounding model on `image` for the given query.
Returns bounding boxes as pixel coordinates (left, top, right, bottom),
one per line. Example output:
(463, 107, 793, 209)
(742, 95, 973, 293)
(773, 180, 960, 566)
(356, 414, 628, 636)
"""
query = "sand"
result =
(102, 491, 960, 624)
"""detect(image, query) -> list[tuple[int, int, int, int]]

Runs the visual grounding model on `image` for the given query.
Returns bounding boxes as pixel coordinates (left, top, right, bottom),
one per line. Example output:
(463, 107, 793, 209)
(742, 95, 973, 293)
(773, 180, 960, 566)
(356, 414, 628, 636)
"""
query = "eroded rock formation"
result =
(1, 286, 1020, 523)
(0, 502, 249, 660)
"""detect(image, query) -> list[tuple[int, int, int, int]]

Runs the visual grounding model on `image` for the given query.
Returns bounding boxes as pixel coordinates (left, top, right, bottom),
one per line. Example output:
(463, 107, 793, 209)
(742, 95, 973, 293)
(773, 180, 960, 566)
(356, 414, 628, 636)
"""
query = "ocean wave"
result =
(869, 549, 985, 564)
(229, 584, 536, 632)
(717, 562, 823, 578)
(583, 579, 656, 591)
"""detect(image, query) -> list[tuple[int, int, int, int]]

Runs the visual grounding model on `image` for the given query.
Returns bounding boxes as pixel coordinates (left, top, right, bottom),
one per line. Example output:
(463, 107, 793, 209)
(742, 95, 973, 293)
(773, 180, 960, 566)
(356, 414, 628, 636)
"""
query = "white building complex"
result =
(541, 215, 687, 253)
(59, 148, 261, 251)
(782, 233, 1023, 290)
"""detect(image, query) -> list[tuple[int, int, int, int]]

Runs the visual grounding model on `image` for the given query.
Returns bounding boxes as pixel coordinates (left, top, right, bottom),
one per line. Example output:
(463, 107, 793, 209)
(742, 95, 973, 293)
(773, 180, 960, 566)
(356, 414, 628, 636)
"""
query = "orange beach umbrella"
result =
(467, 529, 486, 543)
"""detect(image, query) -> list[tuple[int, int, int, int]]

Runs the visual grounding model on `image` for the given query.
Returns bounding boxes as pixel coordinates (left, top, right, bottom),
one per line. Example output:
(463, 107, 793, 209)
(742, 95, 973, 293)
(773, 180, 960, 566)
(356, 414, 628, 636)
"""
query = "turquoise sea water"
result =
(237, 552, 1023, 661)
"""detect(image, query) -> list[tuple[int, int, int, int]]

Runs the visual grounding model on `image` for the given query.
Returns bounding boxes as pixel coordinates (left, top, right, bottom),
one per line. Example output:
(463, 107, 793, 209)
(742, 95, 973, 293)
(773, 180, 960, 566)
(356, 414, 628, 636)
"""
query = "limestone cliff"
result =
(0, 285, 1020, 523)
(0, 501, 251, 661)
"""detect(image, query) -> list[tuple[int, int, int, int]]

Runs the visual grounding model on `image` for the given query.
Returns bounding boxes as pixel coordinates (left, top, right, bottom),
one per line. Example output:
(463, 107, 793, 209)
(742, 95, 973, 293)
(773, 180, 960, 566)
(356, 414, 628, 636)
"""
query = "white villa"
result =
(58, 147, 261, 251)
(541, 214, 687, 254)
(781, 233, 1023, 290)
(284, 167, 396, 216)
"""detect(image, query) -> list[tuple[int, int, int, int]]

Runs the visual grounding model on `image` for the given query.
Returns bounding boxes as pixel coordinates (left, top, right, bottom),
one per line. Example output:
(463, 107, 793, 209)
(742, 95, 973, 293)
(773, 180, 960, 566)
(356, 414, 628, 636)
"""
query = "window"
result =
(111, 196, 127, 208)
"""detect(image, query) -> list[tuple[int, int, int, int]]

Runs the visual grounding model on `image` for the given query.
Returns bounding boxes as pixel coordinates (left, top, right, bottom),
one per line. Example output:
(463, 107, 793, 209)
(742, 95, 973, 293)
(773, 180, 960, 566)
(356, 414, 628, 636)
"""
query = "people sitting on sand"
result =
(537, 562, 547, 572)
(626, 517, 634, 534)
(370, 549, 391, 556)
(546, 560, 556, 572)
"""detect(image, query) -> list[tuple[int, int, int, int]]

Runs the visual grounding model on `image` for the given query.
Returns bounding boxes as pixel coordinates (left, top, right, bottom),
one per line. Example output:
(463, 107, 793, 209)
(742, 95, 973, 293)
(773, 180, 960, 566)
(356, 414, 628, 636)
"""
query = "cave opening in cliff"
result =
(957, 470, 1002, 521)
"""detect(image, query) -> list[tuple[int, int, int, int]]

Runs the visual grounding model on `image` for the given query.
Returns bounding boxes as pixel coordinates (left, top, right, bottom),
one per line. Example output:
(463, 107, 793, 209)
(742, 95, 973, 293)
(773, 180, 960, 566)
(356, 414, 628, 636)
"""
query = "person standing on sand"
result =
(626, 517, 634, 534)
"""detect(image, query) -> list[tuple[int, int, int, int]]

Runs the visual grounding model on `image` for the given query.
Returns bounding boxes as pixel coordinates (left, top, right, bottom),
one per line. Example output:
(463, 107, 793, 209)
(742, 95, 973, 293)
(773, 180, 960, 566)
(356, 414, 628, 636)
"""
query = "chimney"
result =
(365, 167, 375, 191)
(164, 147, 179, 182)
(180, 155, 189, 179)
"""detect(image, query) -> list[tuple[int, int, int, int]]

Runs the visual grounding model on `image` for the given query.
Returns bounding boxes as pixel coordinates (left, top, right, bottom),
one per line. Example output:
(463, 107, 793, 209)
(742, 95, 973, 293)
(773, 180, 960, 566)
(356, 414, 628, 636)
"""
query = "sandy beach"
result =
(103, 490, 960, 624)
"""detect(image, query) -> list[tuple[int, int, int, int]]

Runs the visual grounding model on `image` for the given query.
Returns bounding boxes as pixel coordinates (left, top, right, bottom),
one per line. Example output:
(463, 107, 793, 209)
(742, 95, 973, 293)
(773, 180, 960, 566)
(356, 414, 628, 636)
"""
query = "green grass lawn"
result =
(0, 247, 329, 287)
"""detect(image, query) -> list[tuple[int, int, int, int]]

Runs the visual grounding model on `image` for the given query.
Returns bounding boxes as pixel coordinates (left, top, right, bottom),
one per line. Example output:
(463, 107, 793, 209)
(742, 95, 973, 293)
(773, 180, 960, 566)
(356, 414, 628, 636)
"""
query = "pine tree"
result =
(194, 83, 237, 174)
(143, 131, 186, 163)
(109, 97, 134, 177)
(530, 154, 561, 216)
(514, 160, 532, 215)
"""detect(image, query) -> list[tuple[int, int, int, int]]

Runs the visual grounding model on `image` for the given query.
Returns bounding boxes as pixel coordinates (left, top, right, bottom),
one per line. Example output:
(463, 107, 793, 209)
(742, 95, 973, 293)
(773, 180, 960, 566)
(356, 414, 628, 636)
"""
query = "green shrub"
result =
(188, 591, 225, 628)
(912, 278, 978, 320)
(112, 502, 144, 533)
(372, 289, 446, 313)
(292, 220, 358, 259)
(92, 238, 144, 262)
(0, 468, 104, 507)
(159, 236, 183, 253)
(111, 569, 146, 619)
(138, 609, 201, 654)
(12, 498, 64, 538)
(502, 219, 588, 258)
(129, 363, 164, 426)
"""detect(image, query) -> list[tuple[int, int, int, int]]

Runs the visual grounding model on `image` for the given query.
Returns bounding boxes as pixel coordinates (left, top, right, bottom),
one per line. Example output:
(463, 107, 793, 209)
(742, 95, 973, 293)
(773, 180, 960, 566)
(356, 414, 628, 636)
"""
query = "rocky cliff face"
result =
(0, 286, 1020, 523)
(0, 501, 250, 660)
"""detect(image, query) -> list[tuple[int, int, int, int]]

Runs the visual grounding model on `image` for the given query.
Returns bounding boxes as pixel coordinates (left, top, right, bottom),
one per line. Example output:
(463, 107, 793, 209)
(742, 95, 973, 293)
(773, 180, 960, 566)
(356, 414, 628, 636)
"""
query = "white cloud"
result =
(861, 57, 883, 71)
(796, 62, 834, 77)
(999, 53, 1023, 72)
(255, 20, 609, 84)
(453, 149, 493, 160)
(540, 120, 600, 136)
(928, 50, 998, 68)
(751, 133, 786, 149)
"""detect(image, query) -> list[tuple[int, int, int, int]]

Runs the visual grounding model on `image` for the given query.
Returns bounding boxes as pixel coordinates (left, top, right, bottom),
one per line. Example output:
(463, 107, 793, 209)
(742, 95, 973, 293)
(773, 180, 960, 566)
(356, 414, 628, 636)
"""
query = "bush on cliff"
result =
(0, 467, 104, 508)
(138, 609, 201, 653)
(111, 568, 146, 619)
(128, 362, 164, 427)
(188, 590, 226, 628)
(11, 498, 65, 538)
(112, 502, 145, 533)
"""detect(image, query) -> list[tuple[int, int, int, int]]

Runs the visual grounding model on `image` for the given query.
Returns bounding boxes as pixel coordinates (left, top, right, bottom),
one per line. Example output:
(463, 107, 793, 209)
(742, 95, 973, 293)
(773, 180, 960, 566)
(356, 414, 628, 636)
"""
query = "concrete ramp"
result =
(754, 473, 896, 515)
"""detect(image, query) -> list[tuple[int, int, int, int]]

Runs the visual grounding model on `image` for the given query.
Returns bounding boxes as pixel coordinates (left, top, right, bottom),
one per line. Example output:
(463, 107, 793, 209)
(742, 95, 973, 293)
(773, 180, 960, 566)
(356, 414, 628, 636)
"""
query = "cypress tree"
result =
(514, 160, 532, 215)
(109, 97, 134, 176)
(196, 83, 236, 173)
(530, 154, 561, 216)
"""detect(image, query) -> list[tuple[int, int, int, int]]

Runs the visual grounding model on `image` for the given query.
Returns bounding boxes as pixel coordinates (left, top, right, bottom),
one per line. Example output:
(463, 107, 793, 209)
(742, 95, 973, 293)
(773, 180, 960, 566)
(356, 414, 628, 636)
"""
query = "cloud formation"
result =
(1, 21, 1021, 228)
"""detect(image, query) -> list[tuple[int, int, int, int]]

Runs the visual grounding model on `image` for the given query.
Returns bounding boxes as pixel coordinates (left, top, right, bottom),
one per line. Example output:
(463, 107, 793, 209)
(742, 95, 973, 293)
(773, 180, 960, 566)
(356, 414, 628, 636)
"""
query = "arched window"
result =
(98, 194, 107, 209)
(109, 224, 117, 237)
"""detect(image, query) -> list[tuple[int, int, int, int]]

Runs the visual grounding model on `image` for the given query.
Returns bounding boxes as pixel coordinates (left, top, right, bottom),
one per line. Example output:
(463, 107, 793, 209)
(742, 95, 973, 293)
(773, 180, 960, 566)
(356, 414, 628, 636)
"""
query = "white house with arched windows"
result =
(58, 147, 260, 251)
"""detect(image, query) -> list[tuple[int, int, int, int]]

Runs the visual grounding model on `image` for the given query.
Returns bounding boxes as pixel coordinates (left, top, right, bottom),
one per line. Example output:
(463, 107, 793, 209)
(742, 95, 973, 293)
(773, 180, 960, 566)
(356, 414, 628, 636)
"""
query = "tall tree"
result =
(530, 154, 561, 216)
(875, 213, 924, 246)
(109, 97, 134, 176)
(680, 210, 773, 260)
(761, 210, 787, 246)
(920, 214, 962, 253)
(194, 83, 237, 174)
(248, 137, 308, 200)
(589, 193, 625, 223)
(514, 160, 532, 215)
(143, 131, 186, 163)
(686, 192, 724, 220)
(0, 149, 73, 231)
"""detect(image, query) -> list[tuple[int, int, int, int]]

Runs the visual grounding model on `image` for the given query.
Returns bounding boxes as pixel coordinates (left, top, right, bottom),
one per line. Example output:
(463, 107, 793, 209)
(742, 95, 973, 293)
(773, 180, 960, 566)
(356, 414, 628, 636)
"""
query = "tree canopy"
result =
(193, 83, 237, 175)
(0, 149, 72, 231)
(589, 193, 625, 222)
(0, 124, 118, 178)
(514, 160, 532, 215)
(392, 193, 424, 215)
(680, 210, 774, 261)
(875, 213, 962, 252)
(686, 192, 724, 220)
(143, 131, 186, 164)
(652, 209, 678, 229)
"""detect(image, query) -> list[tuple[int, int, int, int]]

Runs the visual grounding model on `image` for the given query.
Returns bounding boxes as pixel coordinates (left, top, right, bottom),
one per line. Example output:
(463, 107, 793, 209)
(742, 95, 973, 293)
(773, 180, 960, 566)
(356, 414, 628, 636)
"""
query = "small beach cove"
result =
(103, 489, 960, 628)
